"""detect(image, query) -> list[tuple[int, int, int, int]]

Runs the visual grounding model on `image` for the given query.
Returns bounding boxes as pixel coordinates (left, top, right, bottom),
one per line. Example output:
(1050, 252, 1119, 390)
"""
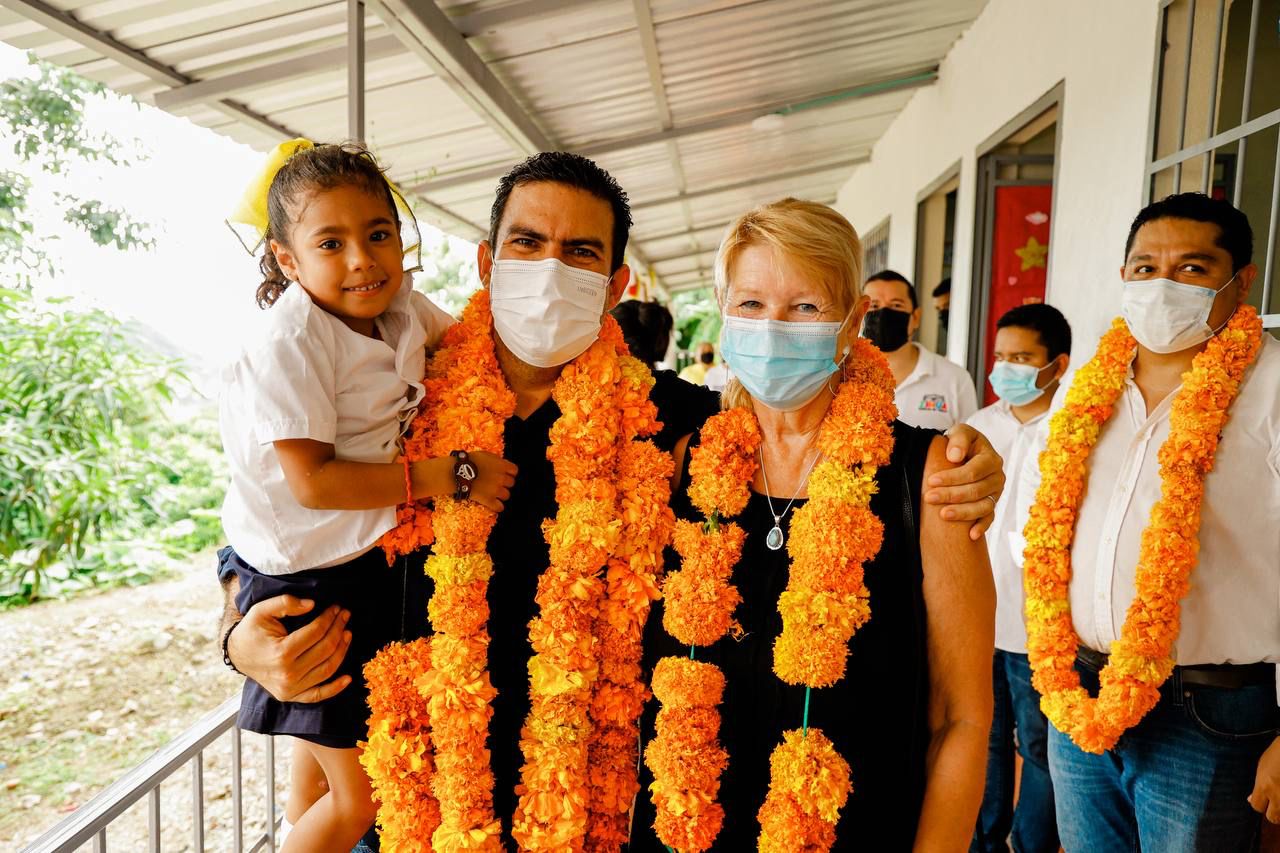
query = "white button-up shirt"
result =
(1015, 334, 1280, 666)
(895, 343, 979, 431)
(219, 275, 455, 575)
(966, 400, 1049, 653)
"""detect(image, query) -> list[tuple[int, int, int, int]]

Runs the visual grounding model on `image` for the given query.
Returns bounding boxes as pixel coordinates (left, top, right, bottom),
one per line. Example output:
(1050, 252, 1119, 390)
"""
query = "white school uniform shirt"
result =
(1014, 334, 1280, 668)
(965, 399, 1049, 654)
(219, 274, 455, 575)
(894, 343, 979, 431)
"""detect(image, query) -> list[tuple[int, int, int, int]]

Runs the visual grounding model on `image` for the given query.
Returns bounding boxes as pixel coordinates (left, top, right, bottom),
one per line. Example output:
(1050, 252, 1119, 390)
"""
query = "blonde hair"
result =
(714, 198, 864, 411)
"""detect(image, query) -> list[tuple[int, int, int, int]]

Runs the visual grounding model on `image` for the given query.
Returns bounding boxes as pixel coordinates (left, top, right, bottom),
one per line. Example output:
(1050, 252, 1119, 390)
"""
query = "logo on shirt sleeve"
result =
(919, 394, 950, 413)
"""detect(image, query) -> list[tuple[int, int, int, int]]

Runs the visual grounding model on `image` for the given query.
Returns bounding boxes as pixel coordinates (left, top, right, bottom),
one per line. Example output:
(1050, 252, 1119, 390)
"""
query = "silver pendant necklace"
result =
(758, 443, 823, 551)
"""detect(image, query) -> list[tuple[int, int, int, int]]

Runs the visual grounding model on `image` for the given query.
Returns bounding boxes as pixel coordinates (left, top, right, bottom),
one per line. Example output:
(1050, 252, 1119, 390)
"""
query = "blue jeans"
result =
(972, 651, 1059, 853)
(1048, 657, 1277, 852)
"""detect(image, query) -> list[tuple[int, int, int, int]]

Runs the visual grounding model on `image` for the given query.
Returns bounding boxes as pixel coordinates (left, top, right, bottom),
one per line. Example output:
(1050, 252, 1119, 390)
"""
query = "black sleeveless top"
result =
(632, 420, 937, 851)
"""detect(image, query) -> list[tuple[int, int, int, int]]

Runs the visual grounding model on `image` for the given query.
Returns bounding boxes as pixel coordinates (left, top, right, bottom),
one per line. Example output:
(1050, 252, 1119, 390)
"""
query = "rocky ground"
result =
(0, 551, 293, 851)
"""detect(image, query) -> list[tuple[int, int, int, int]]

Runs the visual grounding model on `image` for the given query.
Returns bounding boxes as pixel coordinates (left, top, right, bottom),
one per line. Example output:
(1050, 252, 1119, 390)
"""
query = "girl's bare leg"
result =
(280, 743, 376, 853)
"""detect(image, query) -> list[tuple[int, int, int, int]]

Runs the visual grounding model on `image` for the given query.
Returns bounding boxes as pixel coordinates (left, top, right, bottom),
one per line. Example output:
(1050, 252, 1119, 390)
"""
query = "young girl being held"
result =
(219, 141, 516, 853)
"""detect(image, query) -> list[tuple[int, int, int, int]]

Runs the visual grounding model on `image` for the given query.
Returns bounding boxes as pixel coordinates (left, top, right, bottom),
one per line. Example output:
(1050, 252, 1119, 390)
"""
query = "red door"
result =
(982, 184, 1052, 404)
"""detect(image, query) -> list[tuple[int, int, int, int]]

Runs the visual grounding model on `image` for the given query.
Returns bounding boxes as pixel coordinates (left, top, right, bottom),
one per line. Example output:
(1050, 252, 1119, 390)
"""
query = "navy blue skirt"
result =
(228, 546, 409, 749)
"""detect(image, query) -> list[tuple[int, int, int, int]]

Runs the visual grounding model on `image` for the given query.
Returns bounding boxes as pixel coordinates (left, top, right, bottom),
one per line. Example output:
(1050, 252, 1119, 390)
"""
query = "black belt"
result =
(1076, 647, 1275, 690)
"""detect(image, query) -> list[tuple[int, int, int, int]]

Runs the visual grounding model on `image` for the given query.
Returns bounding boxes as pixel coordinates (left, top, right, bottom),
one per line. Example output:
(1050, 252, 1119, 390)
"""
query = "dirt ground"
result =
(0, 550, 293, 851)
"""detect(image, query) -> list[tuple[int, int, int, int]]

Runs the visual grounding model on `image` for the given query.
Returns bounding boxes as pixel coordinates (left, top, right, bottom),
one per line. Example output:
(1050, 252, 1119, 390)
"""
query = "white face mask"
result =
(1120, 274, 1236, 354)
(488, 257, 610, 368)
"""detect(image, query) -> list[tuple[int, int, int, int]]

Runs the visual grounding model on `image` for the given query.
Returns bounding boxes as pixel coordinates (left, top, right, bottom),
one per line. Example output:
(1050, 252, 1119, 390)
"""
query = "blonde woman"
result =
(637, 199, 995, 851)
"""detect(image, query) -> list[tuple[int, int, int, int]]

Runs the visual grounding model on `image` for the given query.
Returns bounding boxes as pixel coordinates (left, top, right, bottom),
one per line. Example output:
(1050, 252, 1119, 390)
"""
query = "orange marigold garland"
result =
(645, 657, 729, 852)
(585, 396, 674, 850)
(367, 290, 514, 852)
(757, 337, 895, 852)
(370, 290, 671, 852)
(645, 408, 758, 852)
(647, 338, 896, 852)
(756, 729, 849, 852)
(362, 637, 441, 852)
(514, 318, 671, 851)
(1022, 306, 1263, 753)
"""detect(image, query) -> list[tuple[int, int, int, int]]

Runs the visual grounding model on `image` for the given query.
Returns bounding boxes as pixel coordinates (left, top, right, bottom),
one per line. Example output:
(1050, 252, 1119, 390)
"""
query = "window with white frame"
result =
(1147, 0, 1280, 329)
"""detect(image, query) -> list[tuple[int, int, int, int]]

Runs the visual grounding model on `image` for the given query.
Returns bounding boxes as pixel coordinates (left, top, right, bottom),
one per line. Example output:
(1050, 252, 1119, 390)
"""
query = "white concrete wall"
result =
(835, 0, 1160, 365)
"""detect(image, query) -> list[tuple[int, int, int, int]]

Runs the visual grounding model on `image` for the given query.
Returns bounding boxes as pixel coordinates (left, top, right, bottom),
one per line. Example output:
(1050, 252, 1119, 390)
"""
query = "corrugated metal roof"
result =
(0, 0, 988, 292)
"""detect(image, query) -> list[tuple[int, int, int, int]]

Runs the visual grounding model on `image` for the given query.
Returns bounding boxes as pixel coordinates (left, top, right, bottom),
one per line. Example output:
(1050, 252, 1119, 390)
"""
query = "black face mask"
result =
(862, 307, 912, 352)
(699, 351, 715, 365)
(939, 308, 950, 328)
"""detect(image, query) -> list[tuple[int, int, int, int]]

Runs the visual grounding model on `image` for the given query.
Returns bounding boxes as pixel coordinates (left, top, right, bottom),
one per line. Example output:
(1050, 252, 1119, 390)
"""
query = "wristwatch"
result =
(451, 449, 477, 501)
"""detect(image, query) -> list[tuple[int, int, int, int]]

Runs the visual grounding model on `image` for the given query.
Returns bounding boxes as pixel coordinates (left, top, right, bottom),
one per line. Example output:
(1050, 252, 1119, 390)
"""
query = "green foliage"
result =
(58, 197, 157, 252)
(673, 287, 722, 351)
(0, 287, 221, 605)
(413, 236, 478, 315)
(0, 54, 153, 285)
(0, 170, 43, 278)
(0, 57, 124, 173)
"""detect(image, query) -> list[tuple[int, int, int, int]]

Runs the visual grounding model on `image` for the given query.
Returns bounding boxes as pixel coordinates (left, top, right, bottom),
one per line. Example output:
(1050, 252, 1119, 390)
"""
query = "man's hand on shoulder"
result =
(924, 423, 1006, 540)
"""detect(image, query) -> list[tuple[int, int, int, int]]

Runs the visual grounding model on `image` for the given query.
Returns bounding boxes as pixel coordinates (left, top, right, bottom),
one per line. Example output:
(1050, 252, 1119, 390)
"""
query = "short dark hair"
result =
(932, 278, 951, 298)
(489, 152, 632, 273)
(259, 142, 400, 309)
(996, 303, 1072, 361)
(1124, 192, 1253, 273)
(866, 269, 918, 308)
(609, 299, 672, 368)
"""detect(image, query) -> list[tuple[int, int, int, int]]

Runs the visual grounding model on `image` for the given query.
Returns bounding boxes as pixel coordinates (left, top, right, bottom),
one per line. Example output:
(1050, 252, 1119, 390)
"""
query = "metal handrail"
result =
(20, 695, 278, 853)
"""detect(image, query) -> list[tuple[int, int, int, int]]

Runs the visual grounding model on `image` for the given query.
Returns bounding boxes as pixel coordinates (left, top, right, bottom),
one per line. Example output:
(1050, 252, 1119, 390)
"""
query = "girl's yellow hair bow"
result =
(226, 137, 422, 270)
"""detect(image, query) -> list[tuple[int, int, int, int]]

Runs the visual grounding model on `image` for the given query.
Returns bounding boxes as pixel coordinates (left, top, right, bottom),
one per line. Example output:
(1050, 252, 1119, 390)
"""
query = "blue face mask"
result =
(988, 360, 1055, 406)
(720, 315, 848, 411)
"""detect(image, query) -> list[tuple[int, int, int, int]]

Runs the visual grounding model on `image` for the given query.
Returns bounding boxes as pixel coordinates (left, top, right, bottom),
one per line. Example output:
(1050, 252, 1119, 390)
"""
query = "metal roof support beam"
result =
(633, 162, 864, 210)
(349, 0, 365, 143)
(632, 0, 702, 286)
(639, 217, 737, 245)
(451, 0, 584, 36)
(413, 197, 487, 242)
(409, 70, 930, 195)
(153, 35, 403, 111)
(4, 0, 299, 140)
(579, 71, 934, 158)
(648, 245, 718, 265)
(368, 0, 553, 154)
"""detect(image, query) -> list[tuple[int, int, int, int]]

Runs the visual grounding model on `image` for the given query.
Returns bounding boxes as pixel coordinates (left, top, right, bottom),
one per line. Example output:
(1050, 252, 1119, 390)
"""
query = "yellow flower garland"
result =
(647, 338, 897, 853)
(367, 289, 670, 852)
(1022, 305, 1263, 754)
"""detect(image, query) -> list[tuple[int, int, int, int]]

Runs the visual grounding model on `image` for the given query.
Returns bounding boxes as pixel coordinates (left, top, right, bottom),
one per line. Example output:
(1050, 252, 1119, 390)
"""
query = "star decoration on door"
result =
(1014, 236, 1048, 271)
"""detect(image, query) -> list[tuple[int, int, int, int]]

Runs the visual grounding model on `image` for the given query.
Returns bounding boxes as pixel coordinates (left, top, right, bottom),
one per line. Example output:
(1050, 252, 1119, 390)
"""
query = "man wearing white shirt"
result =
(862, 270, 978, 430)
(967, 304, 1071, 853)
(1017, 193, 1280, 850)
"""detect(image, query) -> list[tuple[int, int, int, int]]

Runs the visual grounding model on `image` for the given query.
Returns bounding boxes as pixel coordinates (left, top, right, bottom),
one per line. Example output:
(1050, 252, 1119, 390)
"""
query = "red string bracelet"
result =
(403, 456, 413, 504)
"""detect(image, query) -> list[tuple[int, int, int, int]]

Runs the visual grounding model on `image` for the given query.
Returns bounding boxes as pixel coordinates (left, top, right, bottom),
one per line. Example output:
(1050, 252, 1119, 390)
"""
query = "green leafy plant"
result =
(412, 236, 479, 316)
(0, 55, 153, 286)
(673, 287, 721, 351)
(0, 287, 202, 603)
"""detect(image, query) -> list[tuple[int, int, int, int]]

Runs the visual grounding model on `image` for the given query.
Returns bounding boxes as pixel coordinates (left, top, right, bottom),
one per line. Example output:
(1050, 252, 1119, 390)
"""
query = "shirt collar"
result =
(900, 342, 933, 386)
(1007, 399, 1050, 428)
